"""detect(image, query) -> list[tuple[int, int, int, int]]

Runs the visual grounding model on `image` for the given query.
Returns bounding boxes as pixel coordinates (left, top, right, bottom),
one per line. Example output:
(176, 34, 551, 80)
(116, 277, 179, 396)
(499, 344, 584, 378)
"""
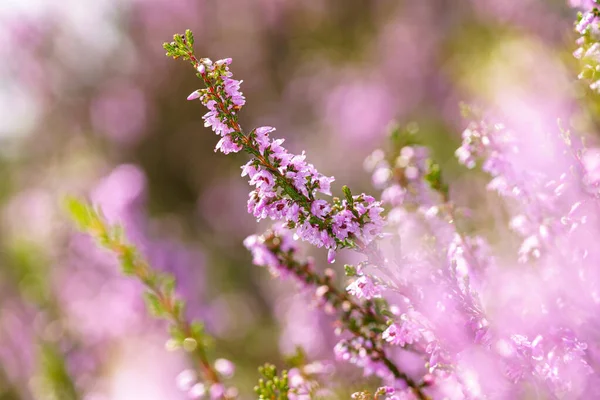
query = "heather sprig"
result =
(254, 352, 335, 400)
(244, 224, 429, 399)
(367, 125, 489, 331)
(255, 364, 290, 400)
(453, 112, 598, 393)
(65, 197, 234, 398)
(164, 31, 385, 264)
(572, 1, 600, 91)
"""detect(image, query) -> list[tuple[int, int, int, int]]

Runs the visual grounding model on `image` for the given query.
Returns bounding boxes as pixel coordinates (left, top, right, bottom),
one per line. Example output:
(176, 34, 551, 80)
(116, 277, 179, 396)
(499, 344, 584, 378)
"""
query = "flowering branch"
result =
(65, 197, 233, 398)
(245, 225, 429, 399)
(163, 31, 384, 266)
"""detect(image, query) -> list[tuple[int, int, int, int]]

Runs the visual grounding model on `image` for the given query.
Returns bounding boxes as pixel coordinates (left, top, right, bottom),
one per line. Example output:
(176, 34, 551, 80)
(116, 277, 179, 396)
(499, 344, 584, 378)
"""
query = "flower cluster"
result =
(572, 1, 600, 91)
(453, 111, 600, 396)
(61, 16, 600, 399)
(365, 137, 439, 208)
(164, 33, 385, 264)
(244, 224, 428, 398)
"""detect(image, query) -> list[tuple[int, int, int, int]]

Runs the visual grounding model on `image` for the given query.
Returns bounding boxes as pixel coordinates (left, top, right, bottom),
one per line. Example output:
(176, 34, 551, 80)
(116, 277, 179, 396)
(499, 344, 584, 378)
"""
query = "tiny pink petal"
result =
(187, 91, 201, 101)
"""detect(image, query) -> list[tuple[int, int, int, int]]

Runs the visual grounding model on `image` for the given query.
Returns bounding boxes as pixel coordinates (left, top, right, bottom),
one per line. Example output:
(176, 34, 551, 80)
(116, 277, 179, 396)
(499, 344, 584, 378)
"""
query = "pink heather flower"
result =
(582, 148, 600, 189)
(286, 202, 301, 223)
(372, 166, 392, 188)
(209, 383, 225, 400)
(215, 135, 242, 154)
(214, 358, 235, 378)
(187, 91, 201, 101)
(272, 223, 298, 253)
(197, 64, 206, 74)
(377, 386, 395, 396)
(176, 369, 197, 391)
(346, 275, 381, 299)
(215, 58, 232, 66)
(570, 0, 597, 9)
(310, 200, 330, 218)
(223, 77, 245, 107)
(249, 170, 276, 191)
(243, 234, 278, 268)
(577, 11, 597, 34)
(317, 175, 335, 195)
(189, 383, 206, 399)
(241, 161, 259, 179)
(381, 184, 405, 206)
(382, 321, 420, 347)
(518, 235, 541, 263)
(327, 248, 336, 264)
(254, 126, 276, 153)
(332, 210, 360, 240)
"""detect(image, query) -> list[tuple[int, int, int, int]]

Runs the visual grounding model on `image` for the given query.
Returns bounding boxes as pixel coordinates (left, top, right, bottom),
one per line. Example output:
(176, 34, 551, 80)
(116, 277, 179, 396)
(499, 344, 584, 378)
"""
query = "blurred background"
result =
(0, 0, 590, 398)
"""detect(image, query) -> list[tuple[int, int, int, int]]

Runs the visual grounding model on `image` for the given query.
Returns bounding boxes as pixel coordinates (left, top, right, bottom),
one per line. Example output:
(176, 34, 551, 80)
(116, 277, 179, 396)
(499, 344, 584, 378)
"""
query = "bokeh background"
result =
(0, 0, 590, 398)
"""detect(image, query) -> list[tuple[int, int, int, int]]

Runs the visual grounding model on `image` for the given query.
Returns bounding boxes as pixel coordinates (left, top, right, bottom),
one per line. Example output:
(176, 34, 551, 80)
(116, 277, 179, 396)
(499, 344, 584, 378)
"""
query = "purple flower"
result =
(244, 234, 279, 269)
(382, 321, 420, 347)
(327, 248, 336, 264)
(209, 383, 224, 400)
(187, 91, 201, 101)
(215, 135, 242, 154)
(346, 276, 381, 300)
(577, 11, 597, 34)
(332, 210, 359, 240)
(254, 126, 276, 153)
(214, 358, 235, 378)
(310, 200, 330, 218)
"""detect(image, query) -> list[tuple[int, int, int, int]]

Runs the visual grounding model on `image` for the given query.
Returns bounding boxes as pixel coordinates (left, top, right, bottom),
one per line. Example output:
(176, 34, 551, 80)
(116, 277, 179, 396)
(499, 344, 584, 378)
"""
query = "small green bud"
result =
(144, 292, 164, 317)
(185, 29, 194, 47)
(344, 264, 357, 276)
(64, 197, 94, 229)
(182, 337, 198, 352)
(342, 185, 353, 206)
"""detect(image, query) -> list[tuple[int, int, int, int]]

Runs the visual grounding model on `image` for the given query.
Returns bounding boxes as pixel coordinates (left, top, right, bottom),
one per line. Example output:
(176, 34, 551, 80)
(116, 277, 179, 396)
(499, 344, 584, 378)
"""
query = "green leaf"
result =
(173, 33, 185, 47)
(144, 292, 164, 317)
(118, 245, 137, 276)
(344, 264, 357, 277)
(172, 299, 185, 320)
(342, 185, 353, 206)
(168, 324, 186, 342)
(424, 159, 449, 200)
(185, 29, 194, 47)
(190, 321, 205, 337)
(64, 196, 93, 229)
(162, 275, 176, 298)
(37, 341, 79, 400)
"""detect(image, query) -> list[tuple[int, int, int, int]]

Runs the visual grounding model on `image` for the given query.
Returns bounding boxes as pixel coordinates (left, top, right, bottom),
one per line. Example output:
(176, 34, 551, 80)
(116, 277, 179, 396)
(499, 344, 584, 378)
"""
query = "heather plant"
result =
(48, 2, 600, 399)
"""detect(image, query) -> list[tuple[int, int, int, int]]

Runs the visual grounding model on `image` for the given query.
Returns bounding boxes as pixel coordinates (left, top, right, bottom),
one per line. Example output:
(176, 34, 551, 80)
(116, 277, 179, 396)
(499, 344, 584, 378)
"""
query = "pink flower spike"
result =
(187, 91, 201, 101)
(327, 248, 336, 263)
(214, 358, 235, 378)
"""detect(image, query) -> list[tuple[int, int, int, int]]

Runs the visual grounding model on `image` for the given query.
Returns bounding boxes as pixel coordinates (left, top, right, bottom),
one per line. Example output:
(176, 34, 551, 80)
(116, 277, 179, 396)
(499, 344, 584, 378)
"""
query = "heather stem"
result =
(257, 230, 430, 399)
(66, 199, 228, 395)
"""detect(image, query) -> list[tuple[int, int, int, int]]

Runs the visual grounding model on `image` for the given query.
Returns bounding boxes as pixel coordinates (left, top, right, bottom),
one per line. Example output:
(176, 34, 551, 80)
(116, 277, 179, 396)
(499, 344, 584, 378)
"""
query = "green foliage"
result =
(387, 121, 420, 157)
(424, 159, 449, 201)
(284, 347, 307, 369)
(65, 196, 95, 230)
(342, 185, 354, 207)
(163, 30, 196, 62)
(64, 196, 224, 387)
(255, 364, 290, 400)
(458, 102, 482, 121)
(35, 342, 79, 400)
(144, 292, 165, 317)
(344, 264, 357, 277)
